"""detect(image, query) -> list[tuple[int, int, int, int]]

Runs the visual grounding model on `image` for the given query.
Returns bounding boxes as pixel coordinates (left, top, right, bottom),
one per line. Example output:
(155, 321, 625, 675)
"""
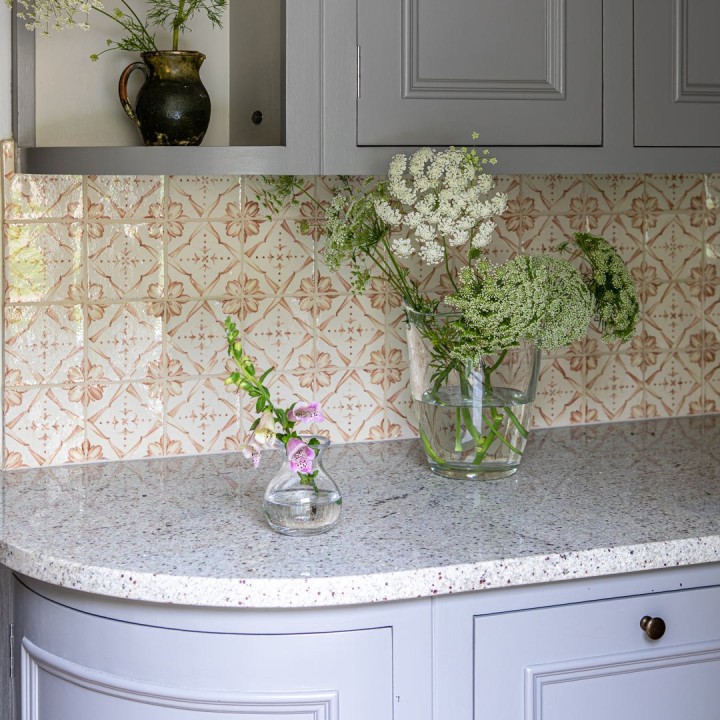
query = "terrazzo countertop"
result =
(2, 415, 720, 608)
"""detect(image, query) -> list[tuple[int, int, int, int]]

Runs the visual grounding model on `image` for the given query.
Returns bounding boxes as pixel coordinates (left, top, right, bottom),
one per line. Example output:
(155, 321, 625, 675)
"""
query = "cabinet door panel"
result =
(16, 582, 393, 720)
(474, 584, 720, 720)
(635, 0, 720, 147)
(357, 0, 602, 146)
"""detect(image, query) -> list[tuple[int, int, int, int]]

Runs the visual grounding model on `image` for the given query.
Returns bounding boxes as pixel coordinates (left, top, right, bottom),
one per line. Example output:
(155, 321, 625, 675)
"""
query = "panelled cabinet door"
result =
(473, 585, 720, 720)
(357, 0, 603, 147)
(635, 0, 720, 146)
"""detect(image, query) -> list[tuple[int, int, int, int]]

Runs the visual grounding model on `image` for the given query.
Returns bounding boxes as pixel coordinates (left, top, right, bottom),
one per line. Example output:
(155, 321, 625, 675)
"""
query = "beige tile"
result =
(166, 376, 241, 455)
(644, 213, 703, 281)
(316, 294, 385, 369)
(242, 296, 314, 371)
(4, 304, 84, 385)
(644, 282, 702, 350)
(5, 222, 83, 303)
(533, 356, 584, 428)
(645, 174, 704, 211)
(167, 221, 242, 297)
(166, 300, 229, 376)
(168, 175, 240, 218)
(645, 351, 703, 417)
(244, 176, 315, 220)
(315, 369, 384, 443)
(88, 223, 164, 300)
(87, 302, 162, 381)
(87, 175, 164, 219)
(4, 174, 82, 221)
(521, 175, 584, 214)
(585, 352, 644, 422)
(584, 175, 645, 214)
(4, 386, 84, 467)
(86, 382, 163, 461)
(243, 219, 315, 296)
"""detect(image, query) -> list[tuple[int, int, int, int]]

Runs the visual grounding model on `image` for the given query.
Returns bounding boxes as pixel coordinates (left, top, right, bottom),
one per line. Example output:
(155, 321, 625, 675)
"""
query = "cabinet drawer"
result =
(474, 584, 720, 720)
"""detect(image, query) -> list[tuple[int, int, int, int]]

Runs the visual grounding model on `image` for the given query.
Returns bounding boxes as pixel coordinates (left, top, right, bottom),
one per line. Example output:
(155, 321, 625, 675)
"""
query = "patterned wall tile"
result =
(4, 304, 83, 386)
(87, 223, 164, 300)
(87, 176, 164, 220)
(1, 161, 719, 467)
(87, 302, 162, 381)
(168, 176, 241, 218)
(584, 175, 645, 214)
(5, 222, 83, 303)
(4, 174, 82, 221)
(167, 221, 242, 297)
(4, 385, 83, 467)
(166, 300, 229, 376)
(166, 376, 241, 455)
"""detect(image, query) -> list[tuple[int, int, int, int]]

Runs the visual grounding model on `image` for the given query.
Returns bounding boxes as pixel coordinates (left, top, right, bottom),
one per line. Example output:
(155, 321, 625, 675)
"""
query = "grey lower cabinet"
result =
(12, 565, 720, 719)
(13, 576, 431, 720)
(634, 0, 720, 147)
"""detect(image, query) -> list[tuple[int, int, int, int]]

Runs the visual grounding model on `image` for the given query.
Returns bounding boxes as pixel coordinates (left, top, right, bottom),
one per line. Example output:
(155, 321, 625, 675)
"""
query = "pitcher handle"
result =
(118, 61, 148, 128)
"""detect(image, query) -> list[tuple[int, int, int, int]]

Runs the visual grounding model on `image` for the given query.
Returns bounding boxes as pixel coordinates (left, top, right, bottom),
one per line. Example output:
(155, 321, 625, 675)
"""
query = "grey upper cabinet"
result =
(635, 0, 720, 147)
(322, 0, 720, 174)
(357, 0, 602, 147)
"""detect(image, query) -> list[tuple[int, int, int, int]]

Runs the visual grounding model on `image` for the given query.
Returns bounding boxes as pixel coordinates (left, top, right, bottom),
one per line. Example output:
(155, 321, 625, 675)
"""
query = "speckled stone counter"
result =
(2, 415, 720, 608)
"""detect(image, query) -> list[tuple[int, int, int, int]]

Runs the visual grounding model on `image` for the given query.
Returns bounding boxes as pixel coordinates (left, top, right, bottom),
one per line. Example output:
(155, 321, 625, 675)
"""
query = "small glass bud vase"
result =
(263, 436, 342, 536)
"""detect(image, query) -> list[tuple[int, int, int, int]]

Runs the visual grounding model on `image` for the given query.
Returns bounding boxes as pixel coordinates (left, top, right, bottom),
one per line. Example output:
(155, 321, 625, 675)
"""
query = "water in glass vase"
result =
(416, 385, 533, 480)
(264, 487, 342, 536)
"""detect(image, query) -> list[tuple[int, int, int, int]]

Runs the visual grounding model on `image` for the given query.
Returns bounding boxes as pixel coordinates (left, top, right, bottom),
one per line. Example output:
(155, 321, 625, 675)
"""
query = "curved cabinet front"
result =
(14, 578, 398, 720)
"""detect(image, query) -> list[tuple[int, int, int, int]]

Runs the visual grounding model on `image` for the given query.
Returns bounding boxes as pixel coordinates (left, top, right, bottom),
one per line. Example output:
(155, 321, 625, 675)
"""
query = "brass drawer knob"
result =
(640, 615, 666, 640)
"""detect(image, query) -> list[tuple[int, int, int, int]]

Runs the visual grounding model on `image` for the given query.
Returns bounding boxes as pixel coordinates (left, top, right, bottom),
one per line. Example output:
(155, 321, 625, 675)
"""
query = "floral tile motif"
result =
(4, 174, 83, 220)
(644, 213, 703, 282)
(522, 215, 577, 255)
(87, 303, 162, 381)
(168, 176, 241, 218)
(87, 175, 164, 219)
(166, 300, 229, 376)
(522, 175, 584, 214)
(291, 350, 338, 395)
(87, 223, 164, 300)
(243, 220, 315, 296)
(316, 294, 385, 369)
(86, 382, 163, 461)
(585, 352, 644, 422)
(4, 386, 84, 467)
(167, 221, 242, 297)
(644, 282, 702, 350)
(316, 369, 384, 443)
(533, 357, 584, 428)
(4, 304, 84, 386)
(584, 175, 645, 214)
(242, 296, 314, 371)
(645, 174, 704, 211)
(166, 376, 241, 455)
(644, 351, 703, 418)
(5, 222, 83, 303)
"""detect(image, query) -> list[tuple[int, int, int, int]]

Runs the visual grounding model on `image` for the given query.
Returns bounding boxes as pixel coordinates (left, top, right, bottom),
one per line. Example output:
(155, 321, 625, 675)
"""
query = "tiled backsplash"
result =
(2, 140, 719, 468)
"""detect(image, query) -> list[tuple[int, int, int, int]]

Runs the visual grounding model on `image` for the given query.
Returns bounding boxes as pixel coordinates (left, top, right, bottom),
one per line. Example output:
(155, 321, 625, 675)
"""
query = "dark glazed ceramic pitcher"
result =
(118, 51, 211, 146)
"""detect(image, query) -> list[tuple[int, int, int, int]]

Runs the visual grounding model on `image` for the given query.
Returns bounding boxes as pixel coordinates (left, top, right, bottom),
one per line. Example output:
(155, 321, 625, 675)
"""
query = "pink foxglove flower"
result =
(253, 410, 277, 447)
(286, 437, 316, 474)
(288, 401, 325, 423)
(241, 442, 262, 468)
